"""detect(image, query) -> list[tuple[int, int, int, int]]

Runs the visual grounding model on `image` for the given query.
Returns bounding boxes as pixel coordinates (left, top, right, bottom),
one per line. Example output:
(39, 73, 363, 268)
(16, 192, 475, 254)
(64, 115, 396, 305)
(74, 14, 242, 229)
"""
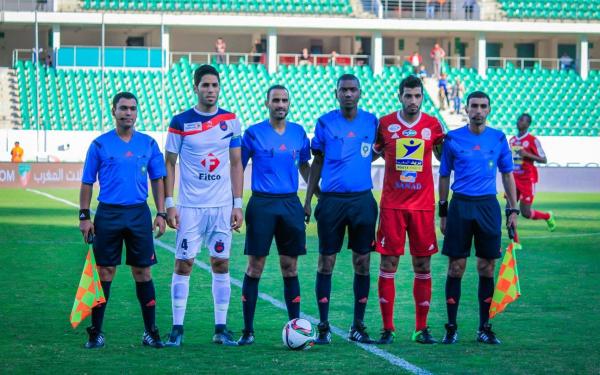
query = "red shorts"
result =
(515, 176, 536, 204)
(376, 208, 438, 257)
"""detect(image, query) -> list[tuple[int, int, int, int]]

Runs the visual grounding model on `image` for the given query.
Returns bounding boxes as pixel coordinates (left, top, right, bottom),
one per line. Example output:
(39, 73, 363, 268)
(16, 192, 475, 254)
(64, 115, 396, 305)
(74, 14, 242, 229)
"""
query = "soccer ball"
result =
(282, 318, 316, 350)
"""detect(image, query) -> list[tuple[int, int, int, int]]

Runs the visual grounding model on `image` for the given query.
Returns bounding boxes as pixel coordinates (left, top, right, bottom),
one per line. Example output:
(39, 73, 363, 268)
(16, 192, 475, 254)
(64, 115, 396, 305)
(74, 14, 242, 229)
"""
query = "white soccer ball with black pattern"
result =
(282, 318, 316, 350)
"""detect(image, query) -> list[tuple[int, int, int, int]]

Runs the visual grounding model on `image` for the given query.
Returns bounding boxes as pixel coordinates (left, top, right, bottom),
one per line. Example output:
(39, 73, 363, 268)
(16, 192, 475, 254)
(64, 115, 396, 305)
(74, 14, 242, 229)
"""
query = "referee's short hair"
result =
(336, 74, 360, 89)
(466, 91, 491, 107)
(194, 64, 220, 86)
(112, 92, 138, 108)
(399, 75, 423, 95)
(266, 84, 289, 100)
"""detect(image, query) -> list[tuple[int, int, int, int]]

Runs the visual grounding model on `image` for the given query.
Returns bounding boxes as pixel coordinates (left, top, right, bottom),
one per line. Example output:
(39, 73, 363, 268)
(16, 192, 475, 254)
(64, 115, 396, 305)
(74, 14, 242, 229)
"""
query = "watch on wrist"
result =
(505, 208, 520, 216)
(438, 201, 448, 218)
(156, 212, 168, 220)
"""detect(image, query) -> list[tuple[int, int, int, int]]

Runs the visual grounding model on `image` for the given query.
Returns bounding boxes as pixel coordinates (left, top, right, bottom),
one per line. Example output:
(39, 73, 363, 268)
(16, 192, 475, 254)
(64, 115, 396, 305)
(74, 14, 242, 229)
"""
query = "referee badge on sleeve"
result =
(361, 142, 372, 158)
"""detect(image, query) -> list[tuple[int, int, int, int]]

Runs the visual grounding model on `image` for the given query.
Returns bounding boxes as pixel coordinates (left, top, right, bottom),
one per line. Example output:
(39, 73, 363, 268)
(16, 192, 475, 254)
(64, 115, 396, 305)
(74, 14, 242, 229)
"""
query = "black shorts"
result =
(93, 202, 157, 267)
(442, 193, 502, 260)
(244, 192, 306, 257)
(315, 190, 377, 255)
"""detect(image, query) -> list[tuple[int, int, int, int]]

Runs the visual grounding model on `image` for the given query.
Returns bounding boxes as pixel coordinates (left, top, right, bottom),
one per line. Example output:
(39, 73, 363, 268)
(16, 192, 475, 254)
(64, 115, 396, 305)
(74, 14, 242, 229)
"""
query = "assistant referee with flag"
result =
(438, 91, 518, 345)
(78, 92, 167, 349)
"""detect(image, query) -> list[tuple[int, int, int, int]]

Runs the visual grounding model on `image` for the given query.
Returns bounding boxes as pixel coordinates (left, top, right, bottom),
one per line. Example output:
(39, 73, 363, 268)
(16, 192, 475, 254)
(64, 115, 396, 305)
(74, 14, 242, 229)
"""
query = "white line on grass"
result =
(27, 188, 431, 375)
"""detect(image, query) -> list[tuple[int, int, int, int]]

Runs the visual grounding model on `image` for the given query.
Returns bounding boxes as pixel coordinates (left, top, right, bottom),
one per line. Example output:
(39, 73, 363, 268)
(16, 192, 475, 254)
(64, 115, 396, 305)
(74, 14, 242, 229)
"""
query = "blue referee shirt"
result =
(439, 125, 513, 196)
(311, 109, 378, 193)
(82, 130, 166, 205)
(242, 120, 311, 194)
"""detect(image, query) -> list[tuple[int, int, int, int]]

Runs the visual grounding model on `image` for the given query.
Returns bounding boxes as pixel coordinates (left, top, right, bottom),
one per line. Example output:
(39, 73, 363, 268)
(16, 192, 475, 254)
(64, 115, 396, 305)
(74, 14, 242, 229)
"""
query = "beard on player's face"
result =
(271, 107, 288, 120)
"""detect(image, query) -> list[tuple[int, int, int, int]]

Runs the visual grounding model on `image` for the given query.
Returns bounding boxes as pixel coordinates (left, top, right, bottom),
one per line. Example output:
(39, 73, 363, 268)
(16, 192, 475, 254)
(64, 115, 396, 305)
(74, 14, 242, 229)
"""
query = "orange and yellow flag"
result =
(69, 249, 106, 328)
(490, 241, 522, 319)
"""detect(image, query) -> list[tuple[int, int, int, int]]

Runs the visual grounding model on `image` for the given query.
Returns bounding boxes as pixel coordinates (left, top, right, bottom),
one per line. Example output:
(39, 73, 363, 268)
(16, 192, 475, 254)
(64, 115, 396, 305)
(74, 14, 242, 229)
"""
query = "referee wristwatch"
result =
(505, 208, 520, 216)
(156, 212, 168, 220)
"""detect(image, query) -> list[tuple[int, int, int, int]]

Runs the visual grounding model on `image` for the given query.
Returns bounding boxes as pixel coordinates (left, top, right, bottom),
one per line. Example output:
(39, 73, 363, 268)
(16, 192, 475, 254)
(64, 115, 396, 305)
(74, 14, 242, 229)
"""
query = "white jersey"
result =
(166, 107, 242, 208)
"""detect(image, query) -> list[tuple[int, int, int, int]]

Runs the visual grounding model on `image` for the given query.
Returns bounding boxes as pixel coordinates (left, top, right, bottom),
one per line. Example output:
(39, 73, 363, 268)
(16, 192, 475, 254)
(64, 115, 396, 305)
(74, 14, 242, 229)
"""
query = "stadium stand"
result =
(499, 0, 600, 21)
(15, 59, 445, 132)
(81, 0, 353, 15)
(445, 64, 600, 136)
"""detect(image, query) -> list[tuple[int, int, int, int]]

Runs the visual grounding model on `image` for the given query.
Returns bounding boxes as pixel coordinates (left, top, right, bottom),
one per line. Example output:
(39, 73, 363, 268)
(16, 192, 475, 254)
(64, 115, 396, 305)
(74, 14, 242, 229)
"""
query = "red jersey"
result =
(509, 132, 545, 183)
(374, 111, 445, 210)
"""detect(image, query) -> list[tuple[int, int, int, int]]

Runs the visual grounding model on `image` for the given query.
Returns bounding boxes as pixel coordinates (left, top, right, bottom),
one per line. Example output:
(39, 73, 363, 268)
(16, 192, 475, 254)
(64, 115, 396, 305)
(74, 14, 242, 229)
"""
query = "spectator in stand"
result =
(299, 48, 312, 66)
(410, 51, 423, 74)
(450, 77, 465, 114)
(418, 65, 429, 80)
(356, 47, 368, 66)
(559, 53, 574, 70)
(438, 0, 446, 17)
(251, 39, 263, 64)
(215, 37, 227, 64)
(438, 73, 450, 111)
(426, 0, 436, 19)
(330, 51, 338, 66)
(463, 0, 476, 20)
(430, 43, 446, 79)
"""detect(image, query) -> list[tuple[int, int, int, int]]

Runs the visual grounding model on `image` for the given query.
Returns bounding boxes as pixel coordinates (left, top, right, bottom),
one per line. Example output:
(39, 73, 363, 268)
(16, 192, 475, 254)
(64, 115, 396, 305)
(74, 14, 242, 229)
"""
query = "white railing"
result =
(383, 55, 471, 69)
(486, 57, 567, 70)
(379, 0, 481, 20)
(1, 0, 54, 11)
(277, 53, 370, 67)
(170, 52, 264, 66)
(589, 59, 600, 71)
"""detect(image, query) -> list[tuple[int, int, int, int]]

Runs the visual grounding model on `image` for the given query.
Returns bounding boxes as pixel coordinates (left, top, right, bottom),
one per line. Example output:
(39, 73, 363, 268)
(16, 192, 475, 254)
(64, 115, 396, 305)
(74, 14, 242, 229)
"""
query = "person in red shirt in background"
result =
(373, 75, 445, 344)
(509, 113, 556, 231)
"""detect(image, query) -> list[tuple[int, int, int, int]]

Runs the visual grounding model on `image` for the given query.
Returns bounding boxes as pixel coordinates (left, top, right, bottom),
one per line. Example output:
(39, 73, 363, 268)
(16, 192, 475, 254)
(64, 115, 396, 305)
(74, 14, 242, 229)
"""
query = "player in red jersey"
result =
(509, 113, 556, 231)
(373, 75, 445, 344)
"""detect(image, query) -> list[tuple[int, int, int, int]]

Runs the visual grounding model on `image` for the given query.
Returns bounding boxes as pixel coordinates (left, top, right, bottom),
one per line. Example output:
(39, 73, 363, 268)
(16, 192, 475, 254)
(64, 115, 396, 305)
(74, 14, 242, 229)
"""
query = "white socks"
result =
(212, 272, 231, 325)
(171, 273, 190, 326)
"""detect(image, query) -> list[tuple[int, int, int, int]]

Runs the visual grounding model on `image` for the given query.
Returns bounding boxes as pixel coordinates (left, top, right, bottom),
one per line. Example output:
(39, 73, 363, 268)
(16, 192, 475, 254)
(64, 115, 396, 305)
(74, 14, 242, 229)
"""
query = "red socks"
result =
(378, 270, 433, 332)
(531, 210, 550, 220)
(414, 273, 432, 332)
(378, 269, 396, 331)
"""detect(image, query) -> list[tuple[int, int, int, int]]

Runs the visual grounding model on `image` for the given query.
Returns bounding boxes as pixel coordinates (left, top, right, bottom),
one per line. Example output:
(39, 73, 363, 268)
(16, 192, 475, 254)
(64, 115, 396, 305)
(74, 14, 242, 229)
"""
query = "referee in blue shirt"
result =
(304, 74, 378, 344)
(79, 92, 167, 349)
(237, 85, 312, 346)
(438, 91, 518, 345)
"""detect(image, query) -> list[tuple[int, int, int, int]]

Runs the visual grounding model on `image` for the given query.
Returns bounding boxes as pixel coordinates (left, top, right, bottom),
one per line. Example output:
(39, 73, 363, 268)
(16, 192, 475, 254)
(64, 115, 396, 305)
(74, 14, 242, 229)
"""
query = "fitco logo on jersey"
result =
(199, 153, 221, 180)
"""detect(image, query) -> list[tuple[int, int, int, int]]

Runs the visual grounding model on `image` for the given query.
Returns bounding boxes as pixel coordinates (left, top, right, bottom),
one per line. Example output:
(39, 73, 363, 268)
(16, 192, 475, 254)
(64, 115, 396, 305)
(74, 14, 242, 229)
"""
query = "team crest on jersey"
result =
(400, 171, 417, 183)
(214, 240, 225, 253)
(201, 153, 220, 172)
(220, 121, 228, 131)
(523, 141, 530, 147)
(183, 121, 202, 131)
(388, 124, 401, 133)
(421, 128, 431, 140)
(402, 129, 417, 137)
(361, 142, 371, 158)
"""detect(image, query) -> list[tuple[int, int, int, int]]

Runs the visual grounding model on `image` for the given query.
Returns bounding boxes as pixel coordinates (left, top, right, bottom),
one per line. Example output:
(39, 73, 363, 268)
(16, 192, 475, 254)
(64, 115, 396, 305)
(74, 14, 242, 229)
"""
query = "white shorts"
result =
(175, 206, 232, 260)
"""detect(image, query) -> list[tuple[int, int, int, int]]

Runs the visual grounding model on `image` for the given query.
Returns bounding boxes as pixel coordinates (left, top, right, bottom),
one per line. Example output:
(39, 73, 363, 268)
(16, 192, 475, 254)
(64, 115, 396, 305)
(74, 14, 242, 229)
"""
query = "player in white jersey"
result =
(164, 65, 244, 346)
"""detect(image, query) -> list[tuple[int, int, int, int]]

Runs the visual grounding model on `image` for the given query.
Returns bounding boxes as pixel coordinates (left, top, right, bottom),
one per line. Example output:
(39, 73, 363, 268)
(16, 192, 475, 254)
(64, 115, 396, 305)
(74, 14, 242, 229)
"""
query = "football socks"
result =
(478, 276, 495, 330)
(445, 276, 462, 326)
(212, 272, 231, 326)
(283, 276, 301, 320)
(241, 274, 260, 333)
(171, 273, 190, 326)
(378, 269, 396, 331)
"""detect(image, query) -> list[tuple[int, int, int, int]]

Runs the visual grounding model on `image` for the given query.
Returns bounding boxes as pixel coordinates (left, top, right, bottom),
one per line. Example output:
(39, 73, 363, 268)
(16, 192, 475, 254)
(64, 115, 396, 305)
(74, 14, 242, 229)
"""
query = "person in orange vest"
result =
(11, 141, 24, 162)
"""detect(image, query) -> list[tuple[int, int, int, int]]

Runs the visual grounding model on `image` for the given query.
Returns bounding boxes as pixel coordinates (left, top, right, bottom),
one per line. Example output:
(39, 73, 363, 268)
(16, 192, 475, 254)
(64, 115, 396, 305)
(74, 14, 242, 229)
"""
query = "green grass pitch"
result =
(1, 188, 599, 374)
